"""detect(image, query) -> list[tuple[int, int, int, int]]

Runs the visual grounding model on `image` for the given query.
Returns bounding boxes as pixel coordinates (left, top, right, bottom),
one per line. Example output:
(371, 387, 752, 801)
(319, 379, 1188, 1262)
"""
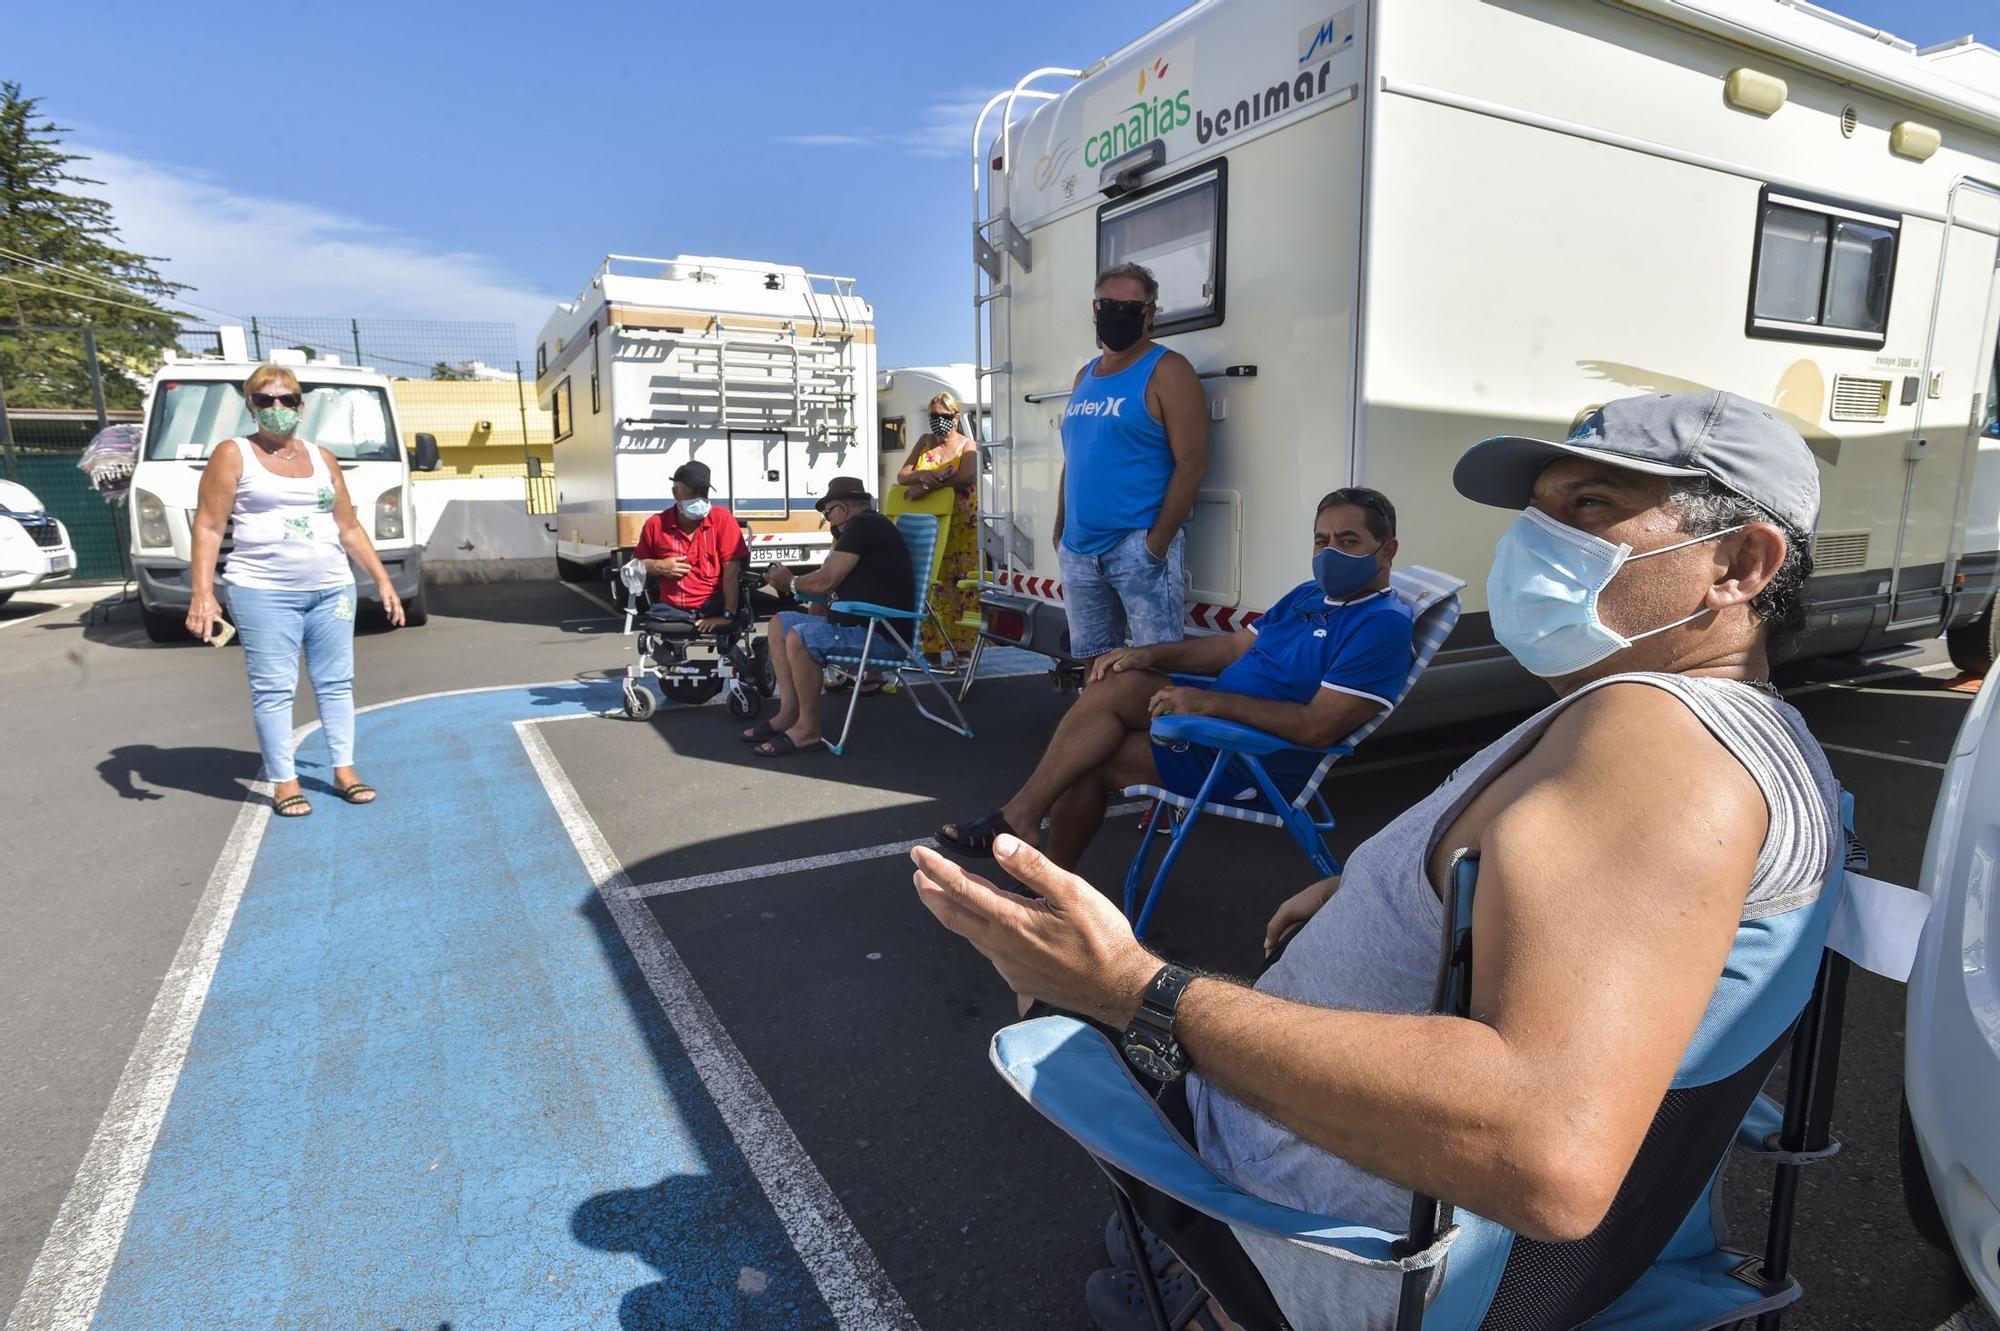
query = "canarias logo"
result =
(1085, 85, 1193, 169)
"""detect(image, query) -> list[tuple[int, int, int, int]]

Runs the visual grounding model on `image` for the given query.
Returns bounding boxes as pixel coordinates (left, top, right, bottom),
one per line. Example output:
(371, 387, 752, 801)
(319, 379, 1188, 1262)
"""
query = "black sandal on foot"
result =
(335, 783, 377, 804)
(273, 794, 312, 817)
(740, 721, 780, 744)
(937, 810, 1016, 857)
(753, 734, 820, 758)
(1103, 1211, 1176, 1277)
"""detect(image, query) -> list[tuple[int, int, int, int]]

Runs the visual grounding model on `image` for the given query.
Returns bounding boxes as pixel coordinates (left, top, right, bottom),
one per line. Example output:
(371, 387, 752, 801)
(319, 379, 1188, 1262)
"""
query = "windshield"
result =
(145, 380, 401, 462)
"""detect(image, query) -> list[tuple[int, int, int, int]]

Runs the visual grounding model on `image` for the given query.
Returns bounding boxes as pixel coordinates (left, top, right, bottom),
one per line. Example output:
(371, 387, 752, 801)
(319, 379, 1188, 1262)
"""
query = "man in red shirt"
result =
(632, 461, 747, 631)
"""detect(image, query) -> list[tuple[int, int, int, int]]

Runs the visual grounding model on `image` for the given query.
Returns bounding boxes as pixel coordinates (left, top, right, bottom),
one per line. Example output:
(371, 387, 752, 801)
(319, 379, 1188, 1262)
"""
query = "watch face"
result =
(1120, 1031, 1188, 1082)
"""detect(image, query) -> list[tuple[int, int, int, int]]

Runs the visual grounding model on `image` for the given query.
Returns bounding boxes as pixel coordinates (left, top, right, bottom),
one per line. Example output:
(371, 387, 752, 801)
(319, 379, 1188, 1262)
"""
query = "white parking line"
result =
(3, 791, 271, 1331)
(1819, 742, 1949, 771)
(517, 718, 919, 1331)
(0, 604, 63, 631)
(1780, 660, 1960, 697)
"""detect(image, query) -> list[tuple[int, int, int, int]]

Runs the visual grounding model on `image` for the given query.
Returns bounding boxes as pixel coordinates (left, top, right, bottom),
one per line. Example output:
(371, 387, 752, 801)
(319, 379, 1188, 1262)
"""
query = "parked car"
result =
(0, 477, 76, 605)
(1903, 666, 2000, 1318)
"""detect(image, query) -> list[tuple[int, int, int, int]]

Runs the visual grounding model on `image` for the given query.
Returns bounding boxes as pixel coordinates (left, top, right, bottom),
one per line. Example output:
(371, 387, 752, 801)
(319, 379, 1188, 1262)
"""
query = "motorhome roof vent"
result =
(1811, 529, 1869, 572)
(1840, 105, 1859, 137)
(1829, 373, 1891, 421)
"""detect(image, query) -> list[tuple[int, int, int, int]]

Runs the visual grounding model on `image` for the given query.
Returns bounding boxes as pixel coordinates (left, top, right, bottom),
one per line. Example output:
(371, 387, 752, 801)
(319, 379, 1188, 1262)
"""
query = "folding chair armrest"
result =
(955, 578, 982, 590)
(827, 600, 925, 620)
(990, 1018, 1453, 1271)
(1150, 713, 1352, 760)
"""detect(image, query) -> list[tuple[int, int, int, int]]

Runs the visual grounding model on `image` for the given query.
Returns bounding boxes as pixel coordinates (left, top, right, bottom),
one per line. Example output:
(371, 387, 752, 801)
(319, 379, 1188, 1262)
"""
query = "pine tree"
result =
(0, 81, 186, 410)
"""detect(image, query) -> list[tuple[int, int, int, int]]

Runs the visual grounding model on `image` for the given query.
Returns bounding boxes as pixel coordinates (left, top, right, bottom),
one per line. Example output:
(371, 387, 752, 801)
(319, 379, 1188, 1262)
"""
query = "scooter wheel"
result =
(727, 686, 761, 721)
(623, 680, 657, 721)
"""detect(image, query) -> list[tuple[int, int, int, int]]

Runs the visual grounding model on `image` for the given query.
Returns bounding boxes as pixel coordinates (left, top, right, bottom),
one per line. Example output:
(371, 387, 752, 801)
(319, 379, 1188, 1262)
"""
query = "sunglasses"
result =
(250, 392, 303, 409)
(1093, 297, 1153, 316)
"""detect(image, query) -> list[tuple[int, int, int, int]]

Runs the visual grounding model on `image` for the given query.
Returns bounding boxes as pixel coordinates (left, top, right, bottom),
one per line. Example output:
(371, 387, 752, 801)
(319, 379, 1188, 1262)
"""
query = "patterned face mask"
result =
(929, 412, 956, 438)
(255, 405, 300, 436)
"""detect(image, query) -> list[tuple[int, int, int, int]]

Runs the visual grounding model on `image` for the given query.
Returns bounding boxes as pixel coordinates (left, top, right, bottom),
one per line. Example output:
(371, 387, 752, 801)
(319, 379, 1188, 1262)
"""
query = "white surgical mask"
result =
(1487, 507, 1743, 678)
(679, 497, 712, 521)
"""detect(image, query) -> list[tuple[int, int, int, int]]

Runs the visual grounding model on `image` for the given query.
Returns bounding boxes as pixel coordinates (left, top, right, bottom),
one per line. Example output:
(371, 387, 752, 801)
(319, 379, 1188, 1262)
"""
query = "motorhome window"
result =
(1749, 190, 1899, 344)
(553, 377, 573, 442)
(143, 381, 399, 462)
(1097, 162, 1226, 335)
(881, 417, 906, 456)
(1986, 350, 1999, 438)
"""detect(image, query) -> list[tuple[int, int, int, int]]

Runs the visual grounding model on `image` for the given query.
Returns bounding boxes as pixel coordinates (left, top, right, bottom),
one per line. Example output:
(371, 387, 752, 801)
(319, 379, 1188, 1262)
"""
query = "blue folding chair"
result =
(1121, 566, 1463, 938)
(994, 793, 1874, 1331)
(819, 511, 975, 756)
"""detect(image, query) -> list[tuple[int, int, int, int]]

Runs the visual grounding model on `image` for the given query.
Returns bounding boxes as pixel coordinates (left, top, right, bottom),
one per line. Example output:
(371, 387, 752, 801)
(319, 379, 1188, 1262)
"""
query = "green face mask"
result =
(255, 405, 300, 436)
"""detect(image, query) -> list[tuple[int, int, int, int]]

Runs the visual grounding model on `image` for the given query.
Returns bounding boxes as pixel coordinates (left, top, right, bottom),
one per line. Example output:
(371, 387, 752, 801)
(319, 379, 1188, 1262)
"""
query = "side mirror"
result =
(412, 433, 441, 472)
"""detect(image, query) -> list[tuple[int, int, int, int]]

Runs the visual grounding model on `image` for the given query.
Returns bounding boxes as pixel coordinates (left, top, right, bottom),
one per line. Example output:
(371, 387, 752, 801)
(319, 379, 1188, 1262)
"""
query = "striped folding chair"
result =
(1120, 565, 1463, 938)
(819, 512, 976, 756)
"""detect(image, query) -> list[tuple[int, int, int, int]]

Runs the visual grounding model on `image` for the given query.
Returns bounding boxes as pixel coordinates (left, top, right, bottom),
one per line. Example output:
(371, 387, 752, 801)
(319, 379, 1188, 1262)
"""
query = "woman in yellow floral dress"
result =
(894, 391, 980, 661)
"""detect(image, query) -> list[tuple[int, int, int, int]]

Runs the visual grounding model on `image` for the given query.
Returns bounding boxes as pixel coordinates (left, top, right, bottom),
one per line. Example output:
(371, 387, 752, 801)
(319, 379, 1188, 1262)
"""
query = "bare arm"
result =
(1144, 353, 1210, 559)
(1090, 627, 1253, 682)
(185, 445, 241, 637)
(326, 453, 403, 625)
(894, 437, 931, 486)
(791, 550, 859, 598)
(1160, 685, 1382, 750)
(1054, 362, 1088, 550)
(913, 684, 1765, 1242)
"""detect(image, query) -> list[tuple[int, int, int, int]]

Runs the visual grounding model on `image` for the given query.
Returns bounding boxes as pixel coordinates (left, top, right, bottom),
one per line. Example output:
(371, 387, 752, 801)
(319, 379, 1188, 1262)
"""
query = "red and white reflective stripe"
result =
(749, 533, 830, 545)
(990, 571, 1261, 631)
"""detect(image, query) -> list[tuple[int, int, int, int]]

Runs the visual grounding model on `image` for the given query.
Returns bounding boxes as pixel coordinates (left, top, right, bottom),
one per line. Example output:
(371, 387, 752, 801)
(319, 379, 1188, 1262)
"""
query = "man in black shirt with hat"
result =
(749, 476, 915, 756)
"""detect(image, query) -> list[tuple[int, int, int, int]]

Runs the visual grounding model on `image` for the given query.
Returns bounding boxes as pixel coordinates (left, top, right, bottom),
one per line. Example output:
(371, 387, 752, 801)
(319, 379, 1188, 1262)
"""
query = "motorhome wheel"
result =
(1946, 601, 1996, 676)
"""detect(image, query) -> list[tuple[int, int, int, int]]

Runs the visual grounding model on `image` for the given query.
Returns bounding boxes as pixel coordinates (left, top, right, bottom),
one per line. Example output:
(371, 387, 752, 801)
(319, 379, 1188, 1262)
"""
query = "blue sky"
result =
(8, 0, 1995, 369)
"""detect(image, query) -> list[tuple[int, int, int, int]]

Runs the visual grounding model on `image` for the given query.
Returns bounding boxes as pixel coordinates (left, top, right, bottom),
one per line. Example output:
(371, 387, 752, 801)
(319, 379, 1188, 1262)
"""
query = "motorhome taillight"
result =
(983, 605, 1025, 642)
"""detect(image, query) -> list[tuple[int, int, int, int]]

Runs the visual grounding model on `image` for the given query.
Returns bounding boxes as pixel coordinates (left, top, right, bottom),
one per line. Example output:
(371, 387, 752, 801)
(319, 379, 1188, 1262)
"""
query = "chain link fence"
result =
(3, 318, 555, 581)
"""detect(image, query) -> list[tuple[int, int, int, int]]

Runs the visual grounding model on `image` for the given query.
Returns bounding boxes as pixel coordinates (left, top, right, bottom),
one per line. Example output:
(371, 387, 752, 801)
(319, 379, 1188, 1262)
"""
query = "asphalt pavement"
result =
(0, 577, 1989, 1330)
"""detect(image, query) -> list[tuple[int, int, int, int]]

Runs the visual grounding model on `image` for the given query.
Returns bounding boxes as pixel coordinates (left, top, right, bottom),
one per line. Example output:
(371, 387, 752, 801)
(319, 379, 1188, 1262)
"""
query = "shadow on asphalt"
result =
(96, 742, 262, 803)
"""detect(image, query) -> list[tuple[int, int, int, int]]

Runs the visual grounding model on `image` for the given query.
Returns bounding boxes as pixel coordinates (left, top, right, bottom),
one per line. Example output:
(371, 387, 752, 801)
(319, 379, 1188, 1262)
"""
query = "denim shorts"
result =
(1056, 527, 1186, 659)
(773, 611, 899, 665)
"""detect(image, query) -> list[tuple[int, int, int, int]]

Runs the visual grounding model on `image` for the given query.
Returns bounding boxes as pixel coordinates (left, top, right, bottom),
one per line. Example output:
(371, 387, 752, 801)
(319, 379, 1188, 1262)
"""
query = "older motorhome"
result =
(535, 255, 877, 575)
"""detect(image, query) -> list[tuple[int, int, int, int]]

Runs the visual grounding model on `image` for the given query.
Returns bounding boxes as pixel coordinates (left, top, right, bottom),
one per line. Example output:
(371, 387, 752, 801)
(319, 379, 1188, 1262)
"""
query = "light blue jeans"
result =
(1055, 527, 1187, 659)
(224, 584, 357, 783)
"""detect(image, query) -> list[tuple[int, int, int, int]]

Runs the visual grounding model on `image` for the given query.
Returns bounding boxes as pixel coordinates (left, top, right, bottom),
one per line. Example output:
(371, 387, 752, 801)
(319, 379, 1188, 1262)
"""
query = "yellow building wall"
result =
(392, 378, 556, 479)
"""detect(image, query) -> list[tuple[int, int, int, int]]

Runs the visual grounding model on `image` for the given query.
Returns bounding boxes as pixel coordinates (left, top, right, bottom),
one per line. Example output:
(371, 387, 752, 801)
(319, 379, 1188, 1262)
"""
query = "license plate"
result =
(749, 545, 809, 566)
(49, 554, 72, 573)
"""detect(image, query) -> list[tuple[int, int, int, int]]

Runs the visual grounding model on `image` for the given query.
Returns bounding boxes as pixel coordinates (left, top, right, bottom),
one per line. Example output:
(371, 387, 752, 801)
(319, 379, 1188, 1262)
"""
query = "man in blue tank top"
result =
(1055, 262, 1211, 662)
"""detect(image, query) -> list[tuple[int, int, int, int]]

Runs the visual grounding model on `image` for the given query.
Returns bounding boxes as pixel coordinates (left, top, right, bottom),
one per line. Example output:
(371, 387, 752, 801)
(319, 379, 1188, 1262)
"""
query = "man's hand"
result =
(695, 616, 730, 633)
(1145, 530, 1171, 563)
(1088, 645, 1158, 684)
(761, 563, 794, 593)
(1147, 685, 1213, 720)
(912, 836, 1159, 1027)
(1265, 876, 1339, 956)
(656, 554, 692, 579)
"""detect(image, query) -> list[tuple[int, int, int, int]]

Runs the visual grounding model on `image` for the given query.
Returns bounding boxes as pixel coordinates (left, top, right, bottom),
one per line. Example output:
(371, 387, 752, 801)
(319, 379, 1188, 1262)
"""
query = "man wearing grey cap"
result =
(908, 391, 1845, 1330)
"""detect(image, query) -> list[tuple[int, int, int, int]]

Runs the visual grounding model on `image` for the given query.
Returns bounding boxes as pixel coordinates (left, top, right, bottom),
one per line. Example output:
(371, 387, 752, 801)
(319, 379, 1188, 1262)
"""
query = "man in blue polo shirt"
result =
(942, 488, 1414, 869)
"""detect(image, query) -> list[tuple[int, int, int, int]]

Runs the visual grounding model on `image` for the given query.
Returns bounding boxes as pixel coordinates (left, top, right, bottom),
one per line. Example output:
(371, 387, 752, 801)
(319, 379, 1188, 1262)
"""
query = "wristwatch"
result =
(1119, 963, 1197, 1082)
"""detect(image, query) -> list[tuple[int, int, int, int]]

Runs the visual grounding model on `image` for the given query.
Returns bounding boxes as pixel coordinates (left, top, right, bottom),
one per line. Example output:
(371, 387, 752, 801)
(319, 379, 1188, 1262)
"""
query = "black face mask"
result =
(1094, 298, 1149, 353)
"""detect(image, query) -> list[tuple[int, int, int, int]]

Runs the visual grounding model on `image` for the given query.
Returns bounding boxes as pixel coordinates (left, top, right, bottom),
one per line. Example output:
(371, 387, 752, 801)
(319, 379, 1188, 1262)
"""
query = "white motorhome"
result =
(130, 328, 439, 643)
(534, 255, 877, 574)
(971, 0, 2000, 722)
(876, 363, 987, 496)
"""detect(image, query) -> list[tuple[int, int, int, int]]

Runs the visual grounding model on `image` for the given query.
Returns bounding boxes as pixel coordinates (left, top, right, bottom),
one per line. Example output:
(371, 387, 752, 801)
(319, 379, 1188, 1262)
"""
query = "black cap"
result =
(671, 460, 712, 493)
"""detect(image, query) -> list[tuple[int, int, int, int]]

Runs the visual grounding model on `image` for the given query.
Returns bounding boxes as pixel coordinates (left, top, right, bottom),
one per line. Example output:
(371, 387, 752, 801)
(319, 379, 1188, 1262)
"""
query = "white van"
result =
(972, 0, 2000, 721)
(129, 328, 439, 642)
(0, 478, 76, 604)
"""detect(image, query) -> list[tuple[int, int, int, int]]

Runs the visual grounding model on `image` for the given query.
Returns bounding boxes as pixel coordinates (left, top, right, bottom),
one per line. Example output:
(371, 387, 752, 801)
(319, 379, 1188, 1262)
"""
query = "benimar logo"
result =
(1083, 45, 1194, 170)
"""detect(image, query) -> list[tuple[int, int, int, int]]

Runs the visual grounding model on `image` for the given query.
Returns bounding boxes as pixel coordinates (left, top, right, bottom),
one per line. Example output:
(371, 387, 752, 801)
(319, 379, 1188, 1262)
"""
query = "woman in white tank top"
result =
(187, 364, 407, 817)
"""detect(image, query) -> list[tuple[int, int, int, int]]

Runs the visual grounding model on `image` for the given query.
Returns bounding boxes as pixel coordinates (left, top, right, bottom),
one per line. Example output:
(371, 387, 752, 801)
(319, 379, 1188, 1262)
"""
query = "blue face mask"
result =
(1487, 507, 1742, 678)
(679, 497, 712, 521)
(1314, 545, 1381, 600)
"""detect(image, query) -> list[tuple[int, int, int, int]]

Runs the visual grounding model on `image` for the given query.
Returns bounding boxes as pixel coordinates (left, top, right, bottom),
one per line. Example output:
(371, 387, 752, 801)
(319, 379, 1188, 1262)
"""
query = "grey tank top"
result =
(1186, 671, 1840, 1330)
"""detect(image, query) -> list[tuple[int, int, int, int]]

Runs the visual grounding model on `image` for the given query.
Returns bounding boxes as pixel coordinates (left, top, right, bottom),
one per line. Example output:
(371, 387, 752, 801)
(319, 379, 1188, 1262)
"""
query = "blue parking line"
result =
(90, 684, 832, 1330)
